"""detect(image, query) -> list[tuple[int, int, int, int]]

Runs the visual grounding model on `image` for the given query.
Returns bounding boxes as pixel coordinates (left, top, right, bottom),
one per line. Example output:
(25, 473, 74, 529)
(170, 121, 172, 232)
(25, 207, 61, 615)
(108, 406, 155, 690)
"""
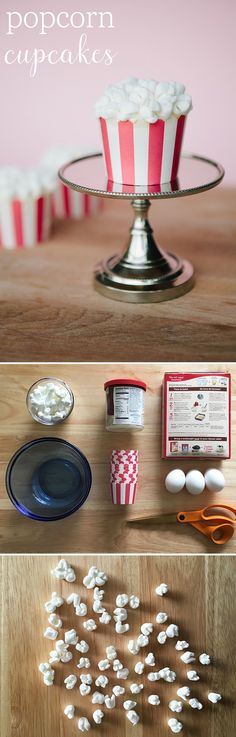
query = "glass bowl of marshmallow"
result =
(26, 377, 74, 425)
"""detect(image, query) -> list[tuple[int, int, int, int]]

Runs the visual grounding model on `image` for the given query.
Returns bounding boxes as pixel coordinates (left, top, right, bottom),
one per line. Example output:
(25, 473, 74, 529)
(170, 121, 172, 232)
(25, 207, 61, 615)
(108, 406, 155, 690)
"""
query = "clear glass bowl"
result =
(26, 377, 74, 425)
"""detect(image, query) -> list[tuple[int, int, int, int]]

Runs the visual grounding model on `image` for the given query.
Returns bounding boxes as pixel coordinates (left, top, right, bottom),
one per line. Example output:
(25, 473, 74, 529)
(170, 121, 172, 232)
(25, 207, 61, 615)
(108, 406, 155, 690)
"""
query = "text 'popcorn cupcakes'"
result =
(0, 167, 54, 249)
(96, 78, 192, 186)
(110, 450, 139, 504)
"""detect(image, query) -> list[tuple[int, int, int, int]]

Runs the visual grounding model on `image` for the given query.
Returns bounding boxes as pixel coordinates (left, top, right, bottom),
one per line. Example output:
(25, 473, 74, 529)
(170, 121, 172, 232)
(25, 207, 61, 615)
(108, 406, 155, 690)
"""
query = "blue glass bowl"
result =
(5, 437, 92, 521)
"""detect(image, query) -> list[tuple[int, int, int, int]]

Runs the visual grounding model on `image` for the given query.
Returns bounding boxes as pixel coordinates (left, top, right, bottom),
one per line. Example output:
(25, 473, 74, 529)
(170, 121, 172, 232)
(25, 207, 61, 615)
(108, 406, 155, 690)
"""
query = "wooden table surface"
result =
(0, 554, 235, 737)
(0, 188, 235, 362)
(0, 362, 235, 554)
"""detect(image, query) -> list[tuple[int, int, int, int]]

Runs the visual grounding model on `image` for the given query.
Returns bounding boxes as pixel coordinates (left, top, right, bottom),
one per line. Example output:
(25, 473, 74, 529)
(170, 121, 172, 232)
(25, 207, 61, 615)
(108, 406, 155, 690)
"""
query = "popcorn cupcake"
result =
(41, 145, 102, 219)
(0, 167, 54, 249)
(96, 77, 192, 185)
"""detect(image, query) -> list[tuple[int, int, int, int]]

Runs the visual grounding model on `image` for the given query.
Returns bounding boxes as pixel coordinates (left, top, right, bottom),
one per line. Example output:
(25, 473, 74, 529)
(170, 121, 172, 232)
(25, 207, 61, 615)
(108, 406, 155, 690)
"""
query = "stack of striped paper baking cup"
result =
(0, 167, 55, 249)
(41, 145, 102, 219)
(110, 450, 139, 504)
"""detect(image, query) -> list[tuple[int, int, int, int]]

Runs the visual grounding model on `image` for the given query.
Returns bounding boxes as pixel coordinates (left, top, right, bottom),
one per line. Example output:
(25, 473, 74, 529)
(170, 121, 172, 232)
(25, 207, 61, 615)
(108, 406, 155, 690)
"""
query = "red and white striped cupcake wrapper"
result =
(52, 182, 102, 220)
(111, 481, 137, 505)
(0, 193, 52, 249)
(110, 449, 138, 504)
(100, 115, 186, 186)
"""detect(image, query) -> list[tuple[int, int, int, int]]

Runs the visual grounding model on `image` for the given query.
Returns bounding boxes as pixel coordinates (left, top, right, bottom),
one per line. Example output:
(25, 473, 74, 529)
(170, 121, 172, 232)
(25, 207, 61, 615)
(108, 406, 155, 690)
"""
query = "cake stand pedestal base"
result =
(94, 198, 194, 303)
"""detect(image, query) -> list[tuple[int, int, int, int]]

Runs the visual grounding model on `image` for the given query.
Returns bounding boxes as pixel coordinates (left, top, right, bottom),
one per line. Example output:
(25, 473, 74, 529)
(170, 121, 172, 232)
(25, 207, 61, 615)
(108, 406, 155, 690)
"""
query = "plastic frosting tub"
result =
(104, 379, 146, 431)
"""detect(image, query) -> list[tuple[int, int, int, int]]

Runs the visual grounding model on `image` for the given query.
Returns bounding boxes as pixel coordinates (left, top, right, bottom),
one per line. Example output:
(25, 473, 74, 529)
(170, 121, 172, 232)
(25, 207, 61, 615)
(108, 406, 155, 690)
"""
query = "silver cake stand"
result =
(59, 153, 224, 303)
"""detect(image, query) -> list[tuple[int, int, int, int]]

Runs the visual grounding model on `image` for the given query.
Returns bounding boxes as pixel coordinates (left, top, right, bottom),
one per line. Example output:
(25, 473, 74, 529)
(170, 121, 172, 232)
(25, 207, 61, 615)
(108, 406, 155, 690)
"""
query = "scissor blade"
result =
(128, 513, 177, 525)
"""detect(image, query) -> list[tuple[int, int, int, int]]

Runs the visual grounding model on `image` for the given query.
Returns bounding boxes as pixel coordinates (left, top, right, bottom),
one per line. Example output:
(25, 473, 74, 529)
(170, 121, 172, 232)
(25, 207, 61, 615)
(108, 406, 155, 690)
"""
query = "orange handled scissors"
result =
(128, 504, 236, 545)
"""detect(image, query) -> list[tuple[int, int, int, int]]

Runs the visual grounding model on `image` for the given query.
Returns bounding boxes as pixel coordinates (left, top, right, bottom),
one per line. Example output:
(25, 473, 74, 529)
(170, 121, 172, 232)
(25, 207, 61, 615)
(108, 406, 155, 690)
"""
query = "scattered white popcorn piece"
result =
(145, 652, 155, 666)
(98, 659, 110, 671)
(106, 645, 117, 661)
(61, 651, 73, 663)
(113, 607, 128, 621)
(67, 593, 80, 607)
(189, 698, 203, 710)
(39, 663, 55, 686)
(180, 651, 195, 664)
(128, 639, 140, 655)
(44, 627, 58, 640)
(177, 686, 190, 701)
(168, 717, 183, 733)
(116, 621, 129, 634)
(141, 622, 153, 636)
(169, 701, 183, 713)
(127, 710, 140, 725)
(76, 603, 87, 617)
(83, 574, 96, 589)
(99, 611, 111, 624)
(94, 587, 104, 601)
(51, 559, 76, 583)
(44, 592, 64, 613)
(156, 612, 168, 624)
(105, 694, 116, 709)
(64, 705, 75, 719)
(208, 692, 222, 704)
(156, 583, 168, 596)
(117, 668, 129, 680)
(116, 594, 129, 607)
(49, 651, 60, 664)
(65, 629, 78, 645)
(123, 700, 137, 710)
(48, 613, 62, 628)
(95, 675, 109, 688)
(129, 595, 140, 609)
(77, 658, 90, 669)
(93, 709, 104, 724)
(93, 600, 105, 614)
(39, 662, 52, 674)
(83, 619, 97, 631)
(175, 641, 189, 651)
(148, 672, 161, 682)
(137, 634, 149, 647)
(80, 674, 92, 685)
(64, 675, 77, 690)
(187, 670, 200, 681)
(79, 683, 91, 696)
(113, 685, 125, 696)
(76, 640, 89, 654)
(157, 631, 167, 645)
(78, 717, 91, 732)
(166, 624, 179, 638)
(92, 692, 105, 705)
(159, 667, 176, 682)
(130, 683, 144, 694)
(95, 571, 108, 586)
(134, 661, 144, 674)
(199, 652, 211, 665)
(113, 659, 123, 672)
(148, 695, 160, 705)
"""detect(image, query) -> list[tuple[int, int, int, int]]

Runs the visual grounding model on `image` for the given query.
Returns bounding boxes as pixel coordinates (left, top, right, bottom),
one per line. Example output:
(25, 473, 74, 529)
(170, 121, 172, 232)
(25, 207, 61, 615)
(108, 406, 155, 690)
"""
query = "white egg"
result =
(185, 470, 205, 495)
(204, 468, 225, 493)
(165, 470, 186, 494)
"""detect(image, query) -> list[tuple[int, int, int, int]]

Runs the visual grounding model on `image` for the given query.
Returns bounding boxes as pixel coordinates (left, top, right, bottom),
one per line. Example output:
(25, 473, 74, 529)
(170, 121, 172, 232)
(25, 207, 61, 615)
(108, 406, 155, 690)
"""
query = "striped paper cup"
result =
(111, 481, 137, 505)
(52, 181, 101, 220)
(100, 116, 186, 185)
(0, 193, 52, 249)
(110, 449, 138, 504)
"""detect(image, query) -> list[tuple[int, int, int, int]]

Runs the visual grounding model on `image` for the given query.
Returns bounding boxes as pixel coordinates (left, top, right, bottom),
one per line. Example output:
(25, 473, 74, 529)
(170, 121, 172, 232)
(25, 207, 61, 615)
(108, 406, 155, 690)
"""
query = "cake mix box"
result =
(162, 372, 231, 459)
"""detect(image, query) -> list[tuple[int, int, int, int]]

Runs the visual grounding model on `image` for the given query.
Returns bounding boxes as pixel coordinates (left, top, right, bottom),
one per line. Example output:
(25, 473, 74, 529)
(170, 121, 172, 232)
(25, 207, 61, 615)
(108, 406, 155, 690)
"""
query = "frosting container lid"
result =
(104, 378, 146, 391)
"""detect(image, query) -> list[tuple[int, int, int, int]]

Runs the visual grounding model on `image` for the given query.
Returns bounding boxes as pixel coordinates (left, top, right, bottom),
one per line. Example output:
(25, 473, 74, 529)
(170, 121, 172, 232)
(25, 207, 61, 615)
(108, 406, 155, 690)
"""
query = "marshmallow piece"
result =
(169, 701, 183, 713)
(145, 652, 155, 666)
(180, 651, 195, 664)
(77, 658, 90, 669)
(123, 700, 137, 710)
(113, 607, 127, 621)
(199, 652, 211, 665)
(76, 603, 87, 617)
(187, 670, 199, 681)
(148, 672, 161, 682)
(64, 705, 75, 719)
(80, 683, 91, 696)
(105, 694, 116, 709)
(175, 641, 189, 651)
(80, 674, 92, 685)
(166, 624, 179, 638)
(168, 717, 183, 733)
(128, 640, 140, 655)
(92, 692, 105, 705)
(64, 675, 77, 690)
(189, 698, 203, 710)
(83, 619, 97, 631)
(98, 659, 110, 671)
(65, 629, 78, 645)
(76, 640, 89, 654)
(116, 594, 129, 607)
(130, 683, 144, 694)
(67, 593, 80, 607)
(48, 613, 62, 628)
(141, 622, 153, 636)
(99, 611, 111, 624)
(148, 695, 160, 705)
(177, 687, 190, 701)
(137, 634, 149, 647)
(134, 661, 144, 675)
(93, 709, 104, 724)
(106, 645, 117, 661)
(156, 612, 168, 624)
(157, 631, 167, 645)
(44, 627, 58, 640)
(208, 692, 222, 704)
(117, 668, 129, 680)
(156, 583, 168, 596)
(95, 675, 109, 688)
(113, 685, 125, 696)
(129, 595, 140, 609)
(126, 710, 140, 726)
(78, 717, 91, 732)
(116, 621, 129, 634)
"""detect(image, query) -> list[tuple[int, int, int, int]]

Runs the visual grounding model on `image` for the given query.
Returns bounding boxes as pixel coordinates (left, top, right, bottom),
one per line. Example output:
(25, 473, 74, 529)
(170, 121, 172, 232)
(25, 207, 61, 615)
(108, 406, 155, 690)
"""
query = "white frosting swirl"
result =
(96, 77, 192, 123)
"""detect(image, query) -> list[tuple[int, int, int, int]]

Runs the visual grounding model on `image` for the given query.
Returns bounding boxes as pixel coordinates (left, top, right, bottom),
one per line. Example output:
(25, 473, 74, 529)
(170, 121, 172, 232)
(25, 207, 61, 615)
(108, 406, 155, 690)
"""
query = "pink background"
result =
(1, 0, 236, 183)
